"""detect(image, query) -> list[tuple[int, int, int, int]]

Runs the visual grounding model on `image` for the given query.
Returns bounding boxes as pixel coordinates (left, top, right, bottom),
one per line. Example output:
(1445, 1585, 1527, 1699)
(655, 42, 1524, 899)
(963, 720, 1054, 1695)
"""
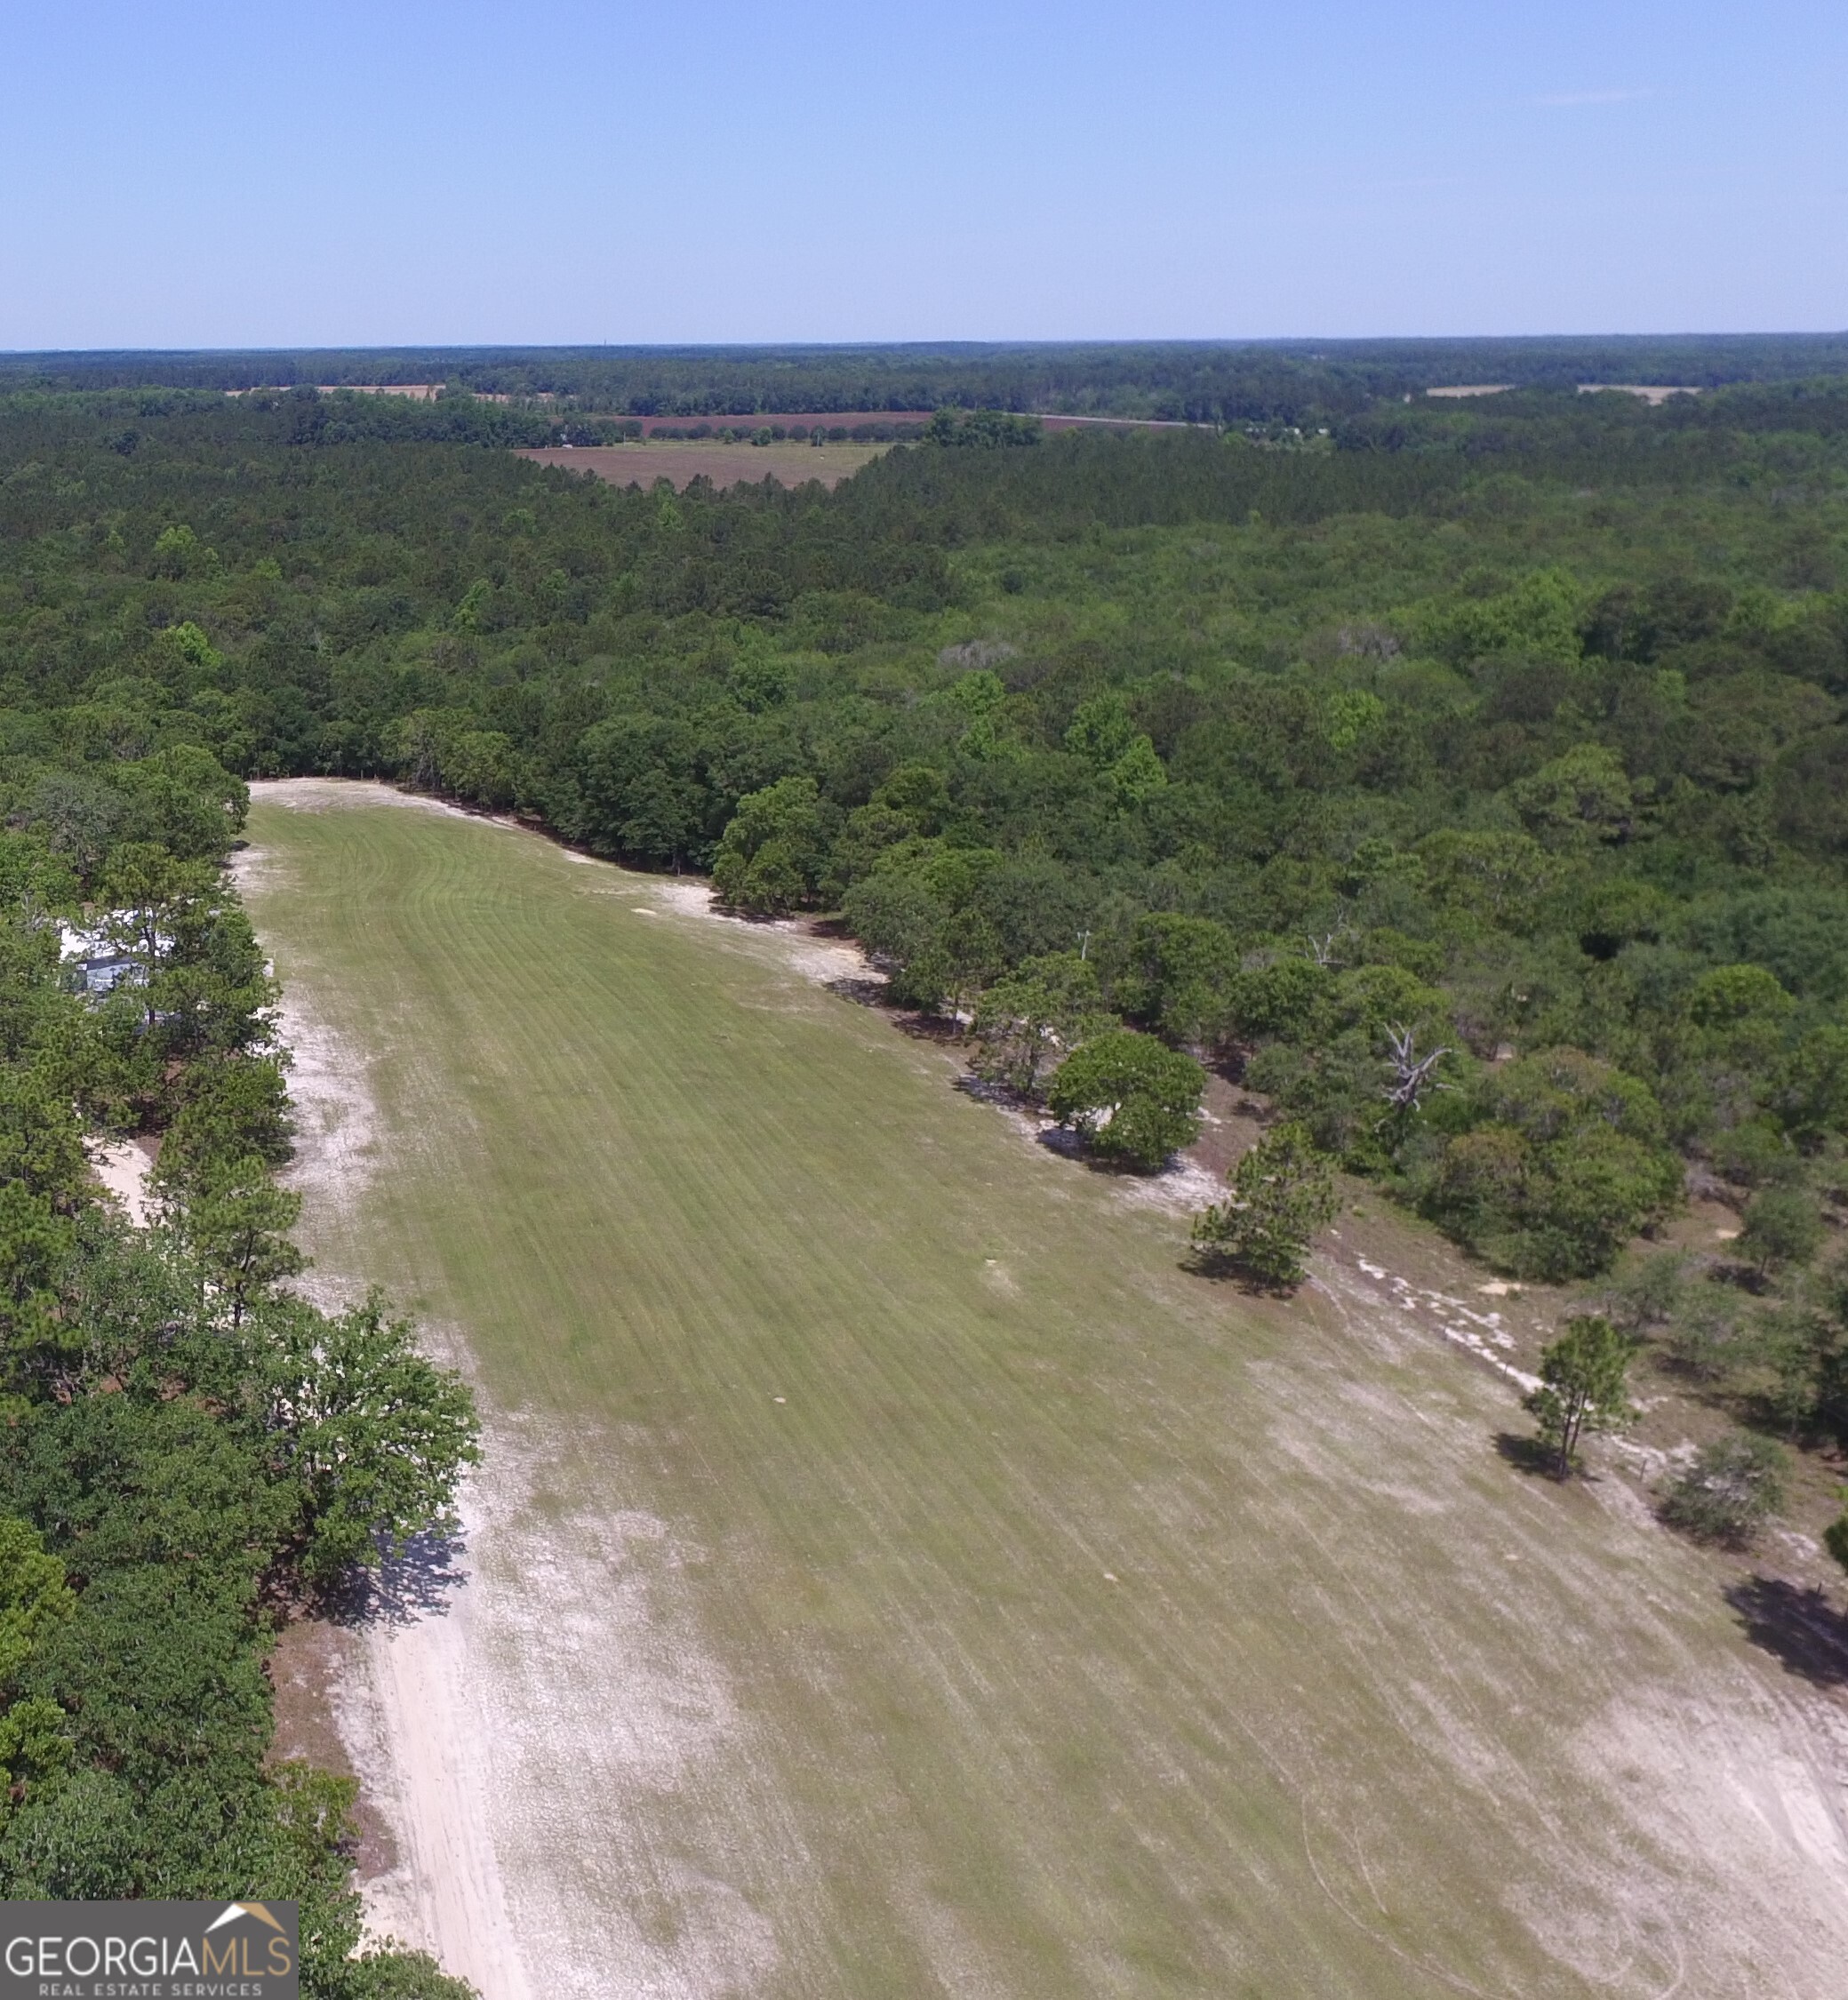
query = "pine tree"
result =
(1192, 1123, 1340, 1289)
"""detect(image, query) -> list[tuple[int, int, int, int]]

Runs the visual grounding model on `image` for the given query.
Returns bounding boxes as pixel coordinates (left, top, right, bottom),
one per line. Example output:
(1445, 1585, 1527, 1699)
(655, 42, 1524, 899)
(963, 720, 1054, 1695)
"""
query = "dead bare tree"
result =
(1382, 1024, 1453, 1111)
(1305, 927, 1348, 969)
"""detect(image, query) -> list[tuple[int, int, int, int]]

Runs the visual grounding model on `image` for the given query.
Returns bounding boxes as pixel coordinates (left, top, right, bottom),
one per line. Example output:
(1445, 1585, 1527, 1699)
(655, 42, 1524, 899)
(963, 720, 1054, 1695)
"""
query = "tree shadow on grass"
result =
(950, 1077, 1205, 1196)
(892, 1012, 964, 1044)
(953, 1072, 1027, 1111)
(324, 1525, 468, 1631)
(823, 976, 891, 1009)
(1492, 1430, 1566, 1480)
(1180, 1244, 1299, 1297)
(1034, 1124, 1185, 1180)
(1724, 1575, 1848, 1690)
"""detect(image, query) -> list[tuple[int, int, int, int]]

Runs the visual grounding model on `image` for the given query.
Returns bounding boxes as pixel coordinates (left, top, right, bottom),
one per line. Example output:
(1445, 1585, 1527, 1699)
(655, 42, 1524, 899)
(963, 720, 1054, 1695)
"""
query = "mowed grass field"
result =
(516, 440, 888, 490)
(242, 786, 1848, 2000)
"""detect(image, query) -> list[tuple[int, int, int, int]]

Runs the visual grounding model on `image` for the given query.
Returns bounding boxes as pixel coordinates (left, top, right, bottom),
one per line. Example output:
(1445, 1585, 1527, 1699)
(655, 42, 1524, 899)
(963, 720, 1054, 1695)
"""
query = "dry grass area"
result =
(241, 781, 1848, 2000)
(517, 441, 888, 491)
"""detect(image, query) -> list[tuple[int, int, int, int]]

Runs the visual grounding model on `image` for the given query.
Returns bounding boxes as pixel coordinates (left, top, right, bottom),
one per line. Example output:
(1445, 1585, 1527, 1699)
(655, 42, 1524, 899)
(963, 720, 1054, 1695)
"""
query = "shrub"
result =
(1597, 1248, 1690, 1335)
(1113, 914, 1239, 1045)
(1737, 1187, 1824, 1276)
(1659, 1433, 1788, 1545)
(1226, 959, 1332, 1044)
(968, 954, 1107, 1098)
(1661, 1289, 1745, 1383)
(1827, 1507, 1848, 1577)
(1419, 1049, 1682, 1278)
(711, 778, 836, 915)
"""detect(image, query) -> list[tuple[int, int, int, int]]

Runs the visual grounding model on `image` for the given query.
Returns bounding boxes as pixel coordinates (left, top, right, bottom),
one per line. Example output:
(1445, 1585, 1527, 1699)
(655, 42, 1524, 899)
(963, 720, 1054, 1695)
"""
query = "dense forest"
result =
(0, 412, 484, 1974)
(2, 367, 1848, 1743)
(8, 332, 1848, 423)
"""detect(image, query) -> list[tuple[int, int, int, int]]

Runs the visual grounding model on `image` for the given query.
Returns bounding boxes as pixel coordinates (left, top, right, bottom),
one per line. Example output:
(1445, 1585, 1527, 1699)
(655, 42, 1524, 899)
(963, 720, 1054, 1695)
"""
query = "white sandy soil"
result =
(87, 1138, 155, 1226)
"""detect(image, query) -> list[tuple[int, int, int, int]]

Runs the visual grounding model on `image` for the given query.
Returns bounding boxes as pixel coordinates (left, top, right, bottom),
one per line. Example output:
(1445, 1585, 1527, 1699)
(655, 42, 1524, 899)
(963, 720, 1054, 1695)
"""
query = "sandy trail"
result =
(242, 788, 537, 1992)
(87, 1138, 154, 1226)
(333, 1495, 533, 2000)
(326, 1407, 794, 1999)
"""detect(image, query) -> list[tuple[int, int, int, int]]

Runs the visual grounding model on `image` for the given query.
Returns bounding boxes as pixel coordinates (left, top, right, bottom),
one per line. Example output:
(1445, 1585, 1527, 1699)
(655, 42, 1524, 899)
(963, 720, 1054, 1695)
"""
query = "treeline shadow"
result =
(892, 1011, 964, 1044)
(952, 1073, 1025, 1110)
(1725, 1576, 1848, 1690)
(324, 1525, 469, 1630)
(823, 976, 891, 1010)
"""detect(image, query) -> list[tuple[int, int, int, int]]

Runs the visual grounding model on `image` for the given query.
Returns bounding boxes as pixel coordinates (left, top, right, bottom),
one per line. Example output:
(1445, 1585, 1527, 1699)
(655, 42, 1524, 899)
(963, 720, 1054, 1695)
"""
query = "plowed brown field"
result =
(516, 441, 888, 490)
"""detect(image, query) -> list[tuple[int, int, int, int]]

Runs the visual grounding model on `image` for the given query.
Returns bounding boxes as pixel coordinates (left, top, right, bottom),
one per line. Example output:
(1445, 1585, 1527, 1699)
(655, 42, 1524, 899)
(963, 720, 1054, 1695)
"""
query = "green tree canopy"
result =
(1114, 914, 1240, 1046)
(969, 953, 1108, 1098)
(711, 777, 836, 916)
(1046, 1029, 1204, 1172)
(259, 1293, 482, 1588)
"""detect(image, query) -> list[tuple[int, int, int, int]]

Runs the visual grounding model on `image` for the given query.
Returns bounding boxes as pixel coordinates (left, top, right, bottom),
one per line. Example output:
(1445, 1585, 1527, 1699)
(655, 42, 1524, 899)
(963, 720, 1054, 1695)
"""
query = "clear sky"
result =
(1, 0, 1841, 348)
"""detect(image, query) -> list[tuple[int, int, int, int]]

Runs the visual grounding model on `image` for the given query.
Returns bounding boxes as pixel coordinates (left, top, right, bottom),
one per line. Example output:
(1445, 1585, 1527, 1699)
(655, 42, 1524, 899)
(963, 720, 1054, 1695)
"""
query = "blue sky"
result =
(0, 0, 1841, 347)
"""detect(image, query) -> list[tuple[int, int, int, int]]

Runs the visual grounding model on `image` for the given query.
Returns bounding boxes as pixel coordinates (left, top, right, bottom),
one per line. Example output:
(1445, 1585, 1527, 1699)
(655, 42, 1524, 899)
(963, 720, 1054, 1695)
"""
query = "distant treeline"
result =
(6, 333, 1848, 424)
(6, 380, 1848, 1323)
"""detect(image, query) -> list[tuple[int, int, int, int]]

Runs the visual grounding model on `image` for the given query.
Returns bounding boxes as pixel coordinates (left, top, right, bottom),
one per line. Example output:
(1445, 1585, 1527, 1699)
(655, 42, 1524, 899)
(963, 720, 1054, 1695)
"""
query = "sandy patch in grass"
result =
(1329, 1256, 1540, 1392)
(1108, 1156, 1223, 1217)
(649, 879, 719, 918)
(332, 1471, 533, 1998)
(638, 877, 880, 988)
(267, 1616, 397, 1879)
(258, 972, 384, 1247)
(329, 1414, 791, 2000)
(244, 776, 522, 830)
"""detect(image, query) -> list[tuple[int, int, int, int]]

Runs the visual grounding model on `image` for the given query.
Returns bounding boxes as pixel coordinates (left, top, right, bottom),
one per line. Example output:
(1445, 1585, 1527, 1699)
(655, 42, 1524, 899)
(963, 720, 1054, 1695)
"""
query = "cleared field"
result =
(516, 441, 887, 490)
(630, 411, 933, 433)
(241, 783, 1848, 2000)
(1577, 384, 1703, 404)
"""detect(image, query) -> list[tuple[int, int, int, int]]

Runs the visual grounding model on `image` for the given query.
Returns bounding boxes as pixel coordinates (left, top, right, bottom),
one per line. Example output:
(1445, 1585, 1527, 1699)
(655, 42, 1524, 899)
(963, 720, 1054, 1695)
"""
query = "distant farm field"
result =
(517, 440, 888, 490)
(242, 783, 1848, 2000)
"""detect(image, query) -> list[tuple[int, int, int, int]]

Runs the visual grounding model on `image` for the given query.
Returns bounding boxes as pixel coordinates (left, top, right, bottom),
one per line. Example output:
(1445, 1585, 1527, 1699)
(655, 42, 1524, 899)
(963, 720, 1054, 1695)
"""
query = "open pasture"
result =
(242, 783, 1848, 2000)
(516, 440, 888, 490)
